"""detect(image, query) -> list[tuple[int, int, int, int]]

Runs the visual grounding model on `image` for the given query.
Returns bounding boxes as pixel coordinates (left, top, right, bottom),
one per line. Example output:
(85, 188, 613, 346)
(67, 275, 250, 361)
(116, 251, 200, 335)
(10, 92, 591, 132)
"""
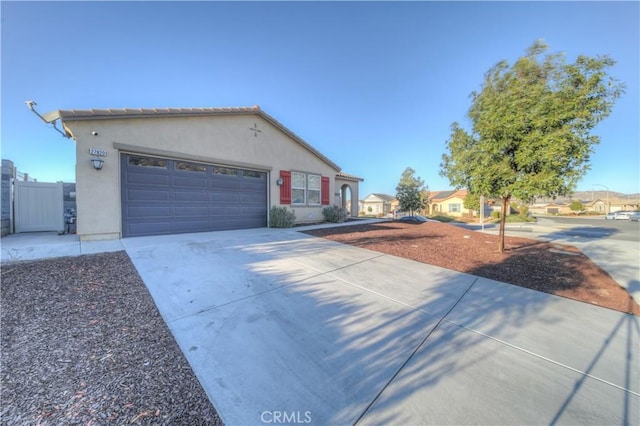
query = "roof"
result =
(363, 193, 396, 202)
(430, 189, 468, 202)
(336, 172, 364, 182)
(44, 105, 343, 172)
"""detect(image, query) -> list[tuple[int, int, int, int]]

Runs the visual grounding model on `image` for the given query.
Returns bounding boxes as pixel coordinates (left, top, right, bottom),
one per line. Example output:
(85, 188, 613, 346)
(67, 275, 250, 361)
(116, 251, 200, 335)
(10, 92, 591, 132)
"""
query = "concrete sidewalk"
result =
(120, 228, 638, 425)
(1, 231, 124, 263)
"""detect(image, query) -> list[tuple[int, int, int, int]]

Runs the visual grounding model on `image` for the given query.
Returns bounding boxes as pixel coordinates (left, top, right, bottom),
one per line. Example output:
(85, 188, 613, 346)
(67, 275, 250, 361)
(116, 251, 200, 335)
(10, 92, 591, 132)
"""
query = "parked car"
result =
(605, 211, 632, 220)
(396, 215, 428, 223)
(615, 211, 633, 220)
(628, 211, 640, 222)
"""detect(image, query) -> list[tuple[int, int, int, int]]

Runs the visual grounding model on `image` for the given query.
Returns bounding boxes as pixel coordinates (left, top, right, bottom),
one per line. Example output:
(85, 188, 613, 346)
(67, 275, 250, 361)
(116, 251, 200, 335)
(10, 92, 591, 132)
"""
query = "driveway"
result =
(120, 227, 639, 425)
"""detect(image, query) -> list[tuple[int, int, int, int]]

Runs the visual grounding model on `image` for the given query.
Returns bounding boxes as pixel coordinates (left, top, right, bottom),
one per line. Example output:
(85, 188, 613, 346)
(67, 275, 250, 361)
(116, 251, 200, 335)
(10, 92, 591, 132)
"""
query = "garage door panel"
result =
(125, 188, 170, 202)
(173, 175, 209, 188)
(211, 206, 242, 216)
(214, 179, 241, 190)
(212, 191, 242, 203)
(172, 220, 212, 233)
(121, 154, 267, 237)
(241, 192, 266, 203)
(126, 172, 170, 186)
(174, 205, 210, 217)
(174, 190, 209, 202)
(126, 221, 172, 236)
(126, 205, 172, 218)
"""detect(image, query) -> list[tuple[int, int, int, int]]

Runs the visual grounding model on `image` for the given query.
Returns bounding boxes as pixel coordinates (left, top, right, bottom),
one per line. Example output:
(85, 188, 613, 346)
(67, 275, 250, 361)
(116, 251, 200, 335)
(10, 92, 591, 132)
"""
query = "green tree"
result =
(440, 41, 623, 252)
(463, 192, 481, 213)
(569, 200, 585, 213)
(396, 167, 429, 215)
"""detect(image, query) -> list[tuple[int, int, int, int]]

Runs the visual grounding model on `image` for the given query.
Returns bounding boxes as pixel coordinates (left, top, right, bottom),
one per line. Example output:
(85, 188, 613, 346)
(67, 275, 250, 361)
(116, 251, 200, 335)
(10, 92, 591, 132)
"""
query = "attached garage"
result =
(41, 105, 362, 241)
(121, 154, 267, 237)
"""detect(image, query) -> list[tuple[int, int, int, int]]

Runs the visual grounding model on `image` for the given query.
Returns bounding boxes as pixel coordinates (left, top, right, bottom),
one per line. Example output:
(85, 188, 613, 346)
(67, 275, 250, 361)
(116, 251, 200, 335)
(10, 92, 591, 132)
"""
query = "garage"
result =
(121, 154, 267, 237)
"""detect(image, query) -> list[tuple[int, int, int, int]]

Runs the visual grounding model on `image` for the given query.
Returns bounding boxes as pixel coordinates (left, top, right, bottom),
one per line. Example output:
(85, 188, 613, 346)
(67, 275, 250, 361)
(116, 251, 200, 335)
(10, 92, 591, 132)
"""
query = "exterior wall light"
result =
(88, 148, 107, 171)
(276, 178, 283, 186)
(91, 157, 104, 170)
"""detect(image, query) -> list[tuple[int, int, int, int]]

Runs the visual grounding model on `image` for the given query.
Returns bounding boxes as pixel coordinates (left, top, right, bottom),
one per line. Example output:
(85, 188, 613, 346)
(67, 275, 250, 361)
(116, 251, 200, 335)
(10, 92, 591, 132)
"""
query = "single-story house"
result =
(41, 106, 362, 241)
(360, 193, 396, 215)
(428, 189, 470, 217)
(528, 202, 573, 216)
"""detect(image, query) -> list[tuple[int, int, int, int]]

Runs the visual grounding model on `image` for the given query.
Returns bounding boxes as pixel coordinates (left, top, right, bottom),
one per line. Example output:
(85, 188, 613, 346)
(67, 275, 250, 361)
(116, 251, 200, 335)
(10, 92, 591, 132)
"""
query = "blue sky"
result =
(2, 1, 639, 198)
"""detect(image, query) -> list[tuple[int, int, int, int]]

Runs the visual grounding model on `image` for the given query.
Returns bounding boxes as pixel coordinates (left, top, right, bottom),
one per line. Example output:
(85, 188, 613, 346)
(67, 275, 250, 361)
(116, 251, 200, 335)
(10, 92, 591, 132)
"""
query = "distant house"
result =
(360, 193, 396, 216)
(428, 189, 470, 217)
(584, 198, 639, 214)
(528, 202, 573, 216)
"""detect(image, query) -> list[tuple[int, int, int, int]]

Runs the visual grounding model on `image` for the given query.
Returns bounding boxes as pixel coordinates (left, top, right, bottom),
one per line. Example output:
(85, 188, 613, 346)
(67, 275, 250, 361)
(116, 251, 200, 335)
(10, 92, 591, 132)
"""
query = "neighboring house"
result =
(607, 198, 639, 212)
(428, 189, 470, 217)
(528, 202, 572, 216)
(40, 106, 362, 241)
(360, 193, 396, 215)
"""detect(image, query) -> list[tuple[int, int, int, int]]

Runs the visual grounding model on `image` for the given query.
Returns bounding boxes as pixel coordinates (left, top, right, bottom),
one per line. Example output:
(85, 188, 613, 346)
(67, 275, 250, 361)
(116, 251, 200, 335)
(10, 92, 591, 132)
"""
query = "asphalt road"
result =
(537, 216, 640, 243)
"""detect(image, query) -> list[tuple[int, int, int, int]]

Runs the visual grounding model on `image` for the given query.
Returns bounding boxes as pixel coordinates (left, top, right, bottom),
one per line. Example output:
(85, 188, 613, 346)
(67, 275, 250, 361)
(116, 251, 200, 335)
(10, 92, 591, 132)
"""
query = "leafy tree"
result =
(440, 41, 623, 252)
(396, 167, 429, 215)
(569, 200, 585, 213)
(463, 192, 481, 213)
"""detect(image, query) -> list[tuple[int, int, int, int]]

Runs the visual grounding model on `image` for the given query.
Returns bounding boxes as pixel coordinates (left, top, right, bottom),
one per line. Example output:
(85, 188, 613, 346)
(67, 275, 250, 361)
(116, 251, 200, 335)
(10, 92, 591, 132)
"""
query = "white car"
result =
(607, 211, 633, 220)
(628, 211, 640, 222)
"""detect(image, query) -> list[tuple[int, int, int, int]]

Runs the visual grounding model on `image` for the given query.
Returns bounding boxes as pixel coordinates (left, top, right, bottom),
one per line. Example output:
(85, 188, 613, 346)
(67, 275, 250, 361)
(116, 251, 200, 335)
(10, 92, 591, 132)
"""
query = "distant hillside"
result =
(534, 191, 640, 204)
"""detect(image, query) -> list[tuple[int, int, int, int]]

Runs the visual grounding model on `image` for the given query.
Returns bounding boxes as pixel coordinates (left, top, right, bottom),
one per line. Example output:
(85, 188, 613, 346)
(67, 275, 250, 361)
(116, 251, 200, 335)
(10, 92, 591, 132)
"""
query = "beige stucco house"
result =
(428, 189, 470, 217)
(360, 193, 396, 216)
(41, 106, 362, 241)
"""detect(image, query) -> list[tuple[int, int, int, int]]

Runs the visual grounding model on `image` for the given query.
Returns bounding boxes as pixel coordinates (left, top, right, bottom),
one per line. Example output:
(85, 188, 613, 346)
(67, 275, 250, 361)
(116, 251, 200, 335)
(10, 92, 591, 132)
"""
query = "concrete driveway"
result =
(120, 226, 639, 425)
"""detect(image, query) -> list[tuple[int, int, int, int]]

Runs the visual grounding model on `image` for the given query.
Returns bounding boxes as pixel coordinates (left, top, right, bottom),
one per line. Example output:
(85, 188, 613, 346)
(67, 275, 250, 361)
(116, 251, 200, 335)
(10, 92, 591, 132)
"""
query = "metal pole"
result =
(480, 195, 485, 231)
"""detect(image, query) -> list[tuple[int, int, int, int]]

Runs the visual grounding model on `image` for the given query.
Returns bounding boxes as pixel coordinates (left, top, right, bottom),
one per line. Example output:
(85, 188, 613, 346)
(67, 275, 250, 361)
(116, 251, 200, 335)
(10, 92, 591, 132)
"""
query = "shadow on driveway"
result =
(122, 228, 638, 425)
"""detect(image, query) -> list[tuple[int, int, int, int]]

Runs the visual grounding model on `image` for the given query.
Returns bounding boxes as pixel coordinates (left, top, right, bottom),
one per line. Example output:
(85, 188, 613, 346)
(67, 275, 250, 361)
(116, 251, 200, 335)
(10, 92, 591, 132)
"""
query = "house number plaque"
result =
(89, 149, 107, 157)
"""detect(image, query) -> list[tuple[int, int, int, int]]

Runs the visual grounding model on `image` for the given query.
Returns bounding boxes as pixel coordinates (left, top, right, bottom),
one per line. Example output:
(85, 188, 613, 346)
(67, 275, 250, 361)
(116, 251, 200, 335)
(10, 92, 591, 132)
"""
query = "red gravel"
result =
(305, 221, 639, 316)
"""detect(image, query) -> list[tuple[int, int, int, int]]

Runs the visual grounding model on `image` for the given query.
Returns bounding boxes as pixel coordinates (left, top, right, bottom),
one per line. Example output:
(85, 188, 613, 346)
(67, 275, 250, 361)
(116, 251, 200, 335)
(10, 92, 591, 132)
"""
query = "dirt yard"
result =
(305, 221, 639, 316)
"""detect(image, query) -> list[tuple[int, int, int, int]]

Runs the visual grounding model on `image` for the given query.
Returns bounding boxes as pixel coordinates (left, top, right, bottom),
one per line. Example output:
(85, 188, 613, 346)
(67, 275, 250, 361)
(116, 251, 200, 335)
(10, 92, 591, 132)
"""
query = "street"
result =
(537, 216, 640, 242)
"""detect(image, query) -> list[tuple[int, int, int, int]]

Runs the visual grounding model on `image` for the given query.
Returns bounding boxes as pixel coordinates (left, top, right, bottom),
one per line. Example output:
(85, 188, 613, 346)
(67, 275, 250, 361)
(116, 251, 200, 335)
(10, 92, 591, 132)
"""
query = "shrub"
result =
(269, 206, 296, 228)
(518, 205, 529, 219)
(491, 211, 501, 220)
(322, 205, 349, 223)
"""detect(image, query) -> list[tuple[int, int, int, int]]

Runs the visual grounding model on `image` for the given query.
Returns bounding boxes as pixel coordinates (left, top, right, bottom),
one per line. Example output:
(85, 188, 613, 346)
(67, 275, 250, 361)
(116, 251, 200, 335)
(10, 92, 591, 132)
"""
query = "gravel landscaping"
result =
(305, 221, 640, 316)
(1, 251, 222, 425)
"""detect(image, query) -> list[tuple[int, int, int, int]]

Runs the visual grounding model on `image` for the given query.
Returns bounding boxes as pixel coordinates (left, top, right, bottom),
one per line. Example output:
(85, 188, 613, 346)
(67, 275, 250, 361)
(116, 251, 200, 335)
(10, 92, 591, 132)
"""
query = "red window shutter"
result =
(321, 176, 330, 205)
(279, 171, 291, 204)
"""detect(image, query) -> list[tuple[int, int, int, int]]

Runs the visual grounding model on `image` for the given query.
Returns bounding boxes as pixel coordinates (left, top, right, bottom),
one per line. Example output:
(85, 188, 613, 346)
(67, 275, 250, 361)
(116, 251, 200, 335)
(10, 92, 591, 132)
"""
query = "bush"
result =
(518, 205, 529, 219)
(491, 211, 501, 220)
(269, 206, 296, 228)
(322, 205, 348, 223)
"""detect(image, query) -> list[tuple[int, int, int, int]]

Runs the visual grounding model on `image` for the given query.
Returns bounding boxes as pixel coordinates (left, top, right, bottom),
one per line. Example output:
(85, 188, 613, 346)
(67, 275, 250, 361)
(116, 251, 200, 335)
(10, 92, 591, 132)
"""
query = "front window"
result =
(292, 172, 306, 205)
(307, 174, 321, 205)
(448, 203, 461, 213)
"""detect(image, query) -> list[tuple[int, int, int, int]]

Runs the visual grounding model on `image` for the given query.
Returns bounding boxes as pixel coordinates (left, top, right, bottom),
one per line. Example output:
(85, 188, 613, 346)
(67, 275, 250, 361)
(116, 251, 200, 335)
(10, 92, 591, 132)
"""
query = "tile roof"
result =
(48, 106, 343, 172)
(336, 172, 364, 182)
(430, 189, 468, 201)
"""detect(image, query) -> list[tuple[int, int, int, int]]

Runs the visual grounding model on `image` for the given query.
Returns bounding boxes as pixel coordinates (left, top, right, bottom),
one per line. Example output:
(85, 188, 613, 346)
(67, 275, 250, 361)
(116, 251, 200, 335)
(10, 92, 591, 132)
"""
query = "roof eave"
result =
(53, 106, 342, 172)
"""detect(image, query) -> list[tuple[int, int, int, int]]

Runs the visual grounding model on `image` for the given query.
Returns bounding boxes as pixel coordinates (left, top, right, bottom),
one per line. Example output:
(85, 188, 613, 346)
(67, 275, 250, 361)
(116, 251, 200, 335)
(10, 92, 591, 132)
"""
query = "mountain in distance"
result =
(534, 191, 640, 204)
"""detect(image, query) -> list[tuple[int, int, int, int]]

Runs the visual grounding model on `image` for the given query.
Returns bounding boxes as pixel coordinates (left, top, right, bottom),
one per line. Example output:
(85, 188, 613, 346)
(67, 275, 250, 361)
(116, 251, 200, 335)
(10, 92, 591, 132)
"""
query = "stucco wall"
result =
(65, 114, 341, 240)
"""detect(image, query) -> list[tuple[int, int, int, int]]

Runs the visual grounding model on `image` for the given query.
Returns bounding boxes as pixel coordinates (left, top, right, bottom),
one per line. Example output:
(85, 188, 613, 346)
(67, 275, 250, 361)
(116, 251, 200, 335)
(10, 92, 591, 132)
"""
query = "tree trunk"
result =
(498, 196, 510, 253)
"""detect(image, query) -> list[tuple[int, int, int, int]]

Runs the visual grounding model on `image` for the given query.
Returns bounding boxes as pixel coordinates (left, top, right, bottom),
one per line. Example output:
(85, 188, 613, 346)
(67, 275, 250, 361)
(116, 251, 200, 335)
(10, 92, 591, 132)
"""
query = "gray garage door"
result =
(121, 154, 267, 237)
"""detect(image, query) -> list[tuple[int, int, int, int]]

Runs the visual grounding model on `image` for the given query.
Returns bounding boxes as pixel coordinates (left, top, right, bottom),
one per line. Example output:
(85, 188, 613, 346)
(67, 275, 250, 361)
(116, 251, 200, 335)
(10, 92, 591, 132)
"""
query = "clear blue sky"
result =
(2, 1, 638, 197)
